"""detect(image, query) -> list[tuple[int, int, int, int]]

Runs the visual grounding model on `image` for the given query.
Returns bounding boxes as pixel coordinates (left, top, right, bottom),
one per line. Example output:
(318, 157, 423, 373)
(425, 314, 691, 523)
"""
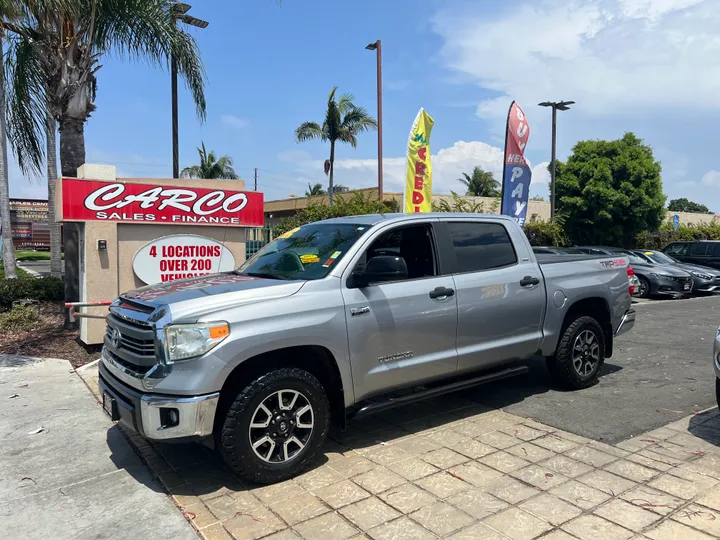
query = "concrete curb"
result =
(16, 263, 42, 277)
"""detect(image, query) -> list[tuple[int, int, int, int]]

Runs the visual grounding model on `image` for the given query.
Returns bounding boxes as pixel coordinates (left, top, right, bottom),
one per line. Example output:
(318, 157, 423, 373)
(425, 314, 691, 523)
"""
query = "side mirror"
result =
(353, 256, 408, 287)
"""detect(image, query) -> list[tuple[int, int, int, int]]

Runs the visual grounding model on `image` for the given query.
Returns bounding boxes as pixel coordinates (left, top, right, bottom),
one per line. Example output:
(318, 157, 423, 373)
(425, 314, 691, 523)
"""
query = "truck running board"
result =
(351, 365, 530, 420)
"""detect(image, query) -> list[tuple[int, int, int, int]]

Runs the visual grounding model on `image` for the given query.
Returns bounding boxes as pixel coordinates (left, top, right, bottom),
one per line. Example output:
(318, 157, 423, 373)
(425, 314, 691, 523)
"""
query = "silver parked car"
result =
(99, 213, 636, 483)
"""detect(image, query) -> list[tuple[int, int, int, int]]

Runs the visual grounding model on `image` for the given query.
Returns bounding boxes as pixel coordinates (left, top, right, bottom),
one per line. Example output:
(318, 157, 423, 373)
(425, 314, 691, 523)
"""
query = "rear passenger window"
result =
(712, 244, 720, 257)
(691, 243, 709, 256)
(447, 222, 517, 273)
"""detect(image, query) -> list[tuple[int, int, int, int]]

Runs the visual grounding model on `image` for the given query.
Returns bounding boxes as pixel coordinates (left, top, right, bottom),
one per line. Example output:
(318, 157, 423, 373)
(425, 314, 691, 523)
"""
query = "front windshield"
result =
(236, 222, 372, 280)
(645, 251, 675, 264)
(621, 252, 647, 265)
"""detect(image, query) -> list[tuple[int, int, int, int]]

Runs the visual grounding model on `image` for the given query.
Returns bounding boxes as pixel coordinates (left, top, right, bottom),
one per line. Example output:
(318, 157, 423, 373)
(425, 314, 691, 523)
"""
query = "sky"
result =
(8, 0, 720, 212)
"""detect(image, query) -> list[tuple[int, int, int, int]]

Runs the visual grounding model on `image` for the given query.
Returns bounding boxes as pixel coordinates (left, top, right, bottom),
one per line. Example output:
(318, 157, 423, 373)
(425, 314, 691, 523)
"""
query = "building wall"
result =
(264, 188, 714, 228)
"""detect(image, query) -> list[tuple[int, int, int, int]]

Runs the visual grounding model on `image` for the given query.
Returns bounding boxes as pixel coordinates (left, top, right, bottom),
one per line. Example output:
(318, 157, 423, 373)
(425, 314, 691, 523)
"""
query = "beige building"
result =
(265, 188, 714, 227)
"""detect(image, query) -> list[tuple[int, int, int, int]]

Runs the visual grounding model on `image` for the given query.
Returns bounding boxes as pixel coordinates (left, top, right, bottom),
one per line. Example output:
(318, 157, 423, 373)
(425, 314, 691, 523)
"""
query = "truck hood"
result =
(122, 273, 306, 319)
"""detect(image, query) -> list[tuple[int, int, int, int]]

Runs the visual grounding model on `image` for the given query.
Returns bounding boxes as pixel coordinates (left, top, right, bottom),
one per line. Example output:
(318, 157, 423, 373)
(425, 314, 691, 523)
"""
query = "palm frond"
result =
(89, 0, 206, 120)
(336, 92, 355, 115)
(295, 122, 325, 142)
(5, 33, 47, 176)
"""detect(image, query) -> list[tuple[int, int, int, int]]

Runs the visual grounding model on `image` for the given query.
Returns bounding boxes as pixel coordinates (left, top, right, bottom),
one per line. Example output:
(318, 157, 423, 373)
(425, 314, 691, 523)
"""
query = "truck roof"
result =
(317, 212, 517, 226)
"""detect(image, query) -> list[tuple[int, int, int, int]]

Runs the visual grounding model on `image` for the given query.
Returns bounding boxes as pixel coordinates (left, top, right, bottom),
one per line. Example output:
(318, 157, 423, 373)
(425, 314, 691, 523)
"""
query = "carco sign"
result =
(133, 235, 236, 285)
(61, 178, 264, 227)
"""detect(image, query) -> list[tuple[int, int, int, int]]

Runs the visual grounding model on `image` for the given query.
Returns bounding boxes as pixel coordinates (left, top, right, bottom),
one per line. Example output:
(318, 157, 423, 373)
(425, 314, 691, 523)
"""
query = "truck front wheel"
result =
(547, 316, 605, 390)
(218, 367, 330, 484)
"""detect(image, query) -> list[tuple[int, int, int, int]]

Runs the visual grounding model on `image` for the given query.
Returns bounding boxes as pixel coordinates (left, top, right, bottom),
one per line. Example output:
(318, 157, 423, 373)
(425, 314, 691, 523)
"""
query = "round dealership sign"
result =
(133, 234, 236, 285)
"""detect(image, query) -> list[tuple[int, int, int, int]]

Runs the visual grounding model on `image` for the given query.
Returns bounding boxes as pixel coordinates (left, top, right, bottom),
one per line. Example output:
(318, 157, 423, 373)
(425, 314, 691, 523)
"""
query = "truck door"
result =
(342, 222, 458, 402)
(441, 220, 545, 373)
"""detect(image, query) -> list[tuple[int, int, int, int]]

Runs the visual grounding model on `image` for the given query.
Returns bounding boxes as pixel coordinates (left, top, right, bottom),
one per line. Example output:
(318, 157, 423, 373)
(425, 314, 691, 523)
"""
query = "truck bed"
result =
(535, 253, 609, 265)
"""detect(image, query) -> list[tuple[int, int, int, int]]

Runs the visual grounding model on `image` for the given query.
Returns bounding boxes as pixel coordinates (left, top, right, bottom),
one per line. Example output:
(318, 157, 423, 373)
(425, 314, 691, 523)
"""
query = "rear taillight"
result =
(627, 266, 635, 296)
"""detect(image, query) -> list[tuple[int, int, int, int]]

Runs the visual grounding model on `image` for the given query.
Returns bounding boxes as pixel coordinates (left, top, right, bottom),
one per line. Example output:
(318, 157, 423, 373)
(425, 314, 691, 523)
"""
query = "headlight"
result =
(692, 271, 712, 280)
(648, 273, 658, 278)
(165, 322, 229, 362)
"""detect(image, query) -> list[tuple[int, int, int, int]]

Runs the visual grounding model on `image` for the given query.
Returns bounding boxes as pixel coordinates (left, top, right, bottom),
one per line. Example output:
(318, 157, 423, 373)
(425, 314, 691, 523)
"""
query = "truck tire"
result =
(547, 316, 605, 390)
(218, 367, 330, 484)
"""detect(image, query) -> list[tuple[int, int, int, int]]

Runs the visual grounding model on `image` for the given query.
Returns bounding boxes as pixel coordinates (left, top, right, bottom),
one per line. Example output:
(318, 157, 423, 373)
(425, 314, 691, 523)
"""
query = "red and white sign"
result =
(61, 179, 264, 227)
(133, 234, 237, 285)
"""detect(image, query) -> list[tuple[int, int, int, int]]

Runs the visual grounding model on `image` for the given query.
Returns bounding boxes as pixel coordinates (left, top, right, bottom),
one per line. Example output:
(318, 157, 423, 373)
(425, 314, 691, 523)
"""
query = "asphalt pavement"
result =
(460, 295, 720, 444)
(0, 355, 197, 540)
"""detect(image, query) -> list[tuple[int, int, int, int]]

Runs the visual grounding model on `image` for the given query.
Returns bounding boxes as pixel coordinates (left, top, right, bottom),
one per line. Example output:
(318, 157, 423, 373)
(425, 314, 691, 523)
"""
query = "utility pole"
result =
(254, 168, 258, 191)
(366, 40, 383, 202)
(538, 100, 575, 219)
(171, 3, 208, 178)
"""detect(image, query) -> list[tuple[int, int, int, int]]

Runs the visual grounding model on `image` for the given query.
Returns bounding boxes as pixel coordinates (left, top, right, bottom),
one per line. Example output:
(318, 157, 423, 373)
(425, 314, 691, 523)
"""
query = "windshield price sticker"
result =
(323, 251, 342, 268)
(133, 234, 236, 285)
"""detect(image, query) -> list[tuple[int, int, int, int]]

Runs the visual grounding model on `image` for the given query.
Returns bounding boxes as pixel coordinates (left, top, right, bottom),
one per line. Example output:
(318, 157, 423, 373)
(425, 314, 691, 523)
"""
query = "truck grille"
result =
(104, 313, 157, 370)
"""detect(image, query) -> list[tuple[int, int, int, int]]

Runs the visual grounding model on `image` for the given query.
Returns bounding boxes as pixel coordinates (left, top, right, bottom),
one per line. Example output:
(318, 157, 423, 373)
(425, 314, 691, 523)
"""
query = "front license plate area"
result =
(103, 392, 118, 421)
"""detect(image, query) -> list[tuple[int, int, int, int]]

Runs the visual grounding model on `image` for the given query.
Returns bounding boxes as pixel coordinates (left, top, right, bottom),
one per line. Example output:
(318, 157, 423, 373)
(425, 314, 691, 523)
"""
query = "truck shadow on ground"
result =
(109, 360, 625, 500)
(686, 408, 720, 448)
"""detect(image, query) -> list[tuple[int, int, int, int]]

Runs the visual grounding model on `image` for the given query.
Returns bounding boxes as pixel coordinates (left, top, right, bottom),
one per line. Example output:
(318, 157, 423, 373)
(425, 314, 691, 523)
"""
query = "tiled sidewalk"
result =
(111, 390, 720, 540)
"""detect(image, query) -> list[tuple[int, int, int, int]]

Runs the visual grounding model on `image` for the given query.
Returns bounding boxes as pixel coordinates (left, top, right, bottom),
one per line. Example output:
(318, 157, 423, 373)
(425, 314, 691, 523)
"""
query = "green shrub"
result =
(0, 305, 40, 331)
(634, 222, 720, 249)
(523, 217, 569, 247)
(273, 191, 399, 236)
(0, 276, 65, 311)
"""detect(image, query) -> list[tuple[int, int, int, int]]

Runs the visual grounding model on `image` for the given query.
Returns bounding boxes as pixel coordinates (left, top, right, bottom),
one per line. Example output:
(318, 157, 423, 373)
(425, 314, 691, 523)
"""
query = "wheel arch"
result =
(215, 345, 346, 433)
(560, 297, 613, 358)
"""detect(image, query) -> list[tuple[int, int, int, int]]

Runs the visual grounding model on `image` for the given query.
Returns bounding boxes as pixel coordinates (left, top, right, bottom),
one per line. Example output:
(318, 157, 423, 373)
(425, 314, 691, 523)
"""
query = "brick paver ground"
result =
(81, 369, 720, 540)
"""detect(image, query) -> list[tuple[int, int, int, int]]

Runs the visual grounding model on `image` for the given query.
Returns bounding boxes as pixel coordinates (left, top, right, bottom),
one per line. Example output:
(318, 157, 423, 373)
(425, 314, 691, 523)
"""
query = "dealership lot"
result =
(4, 295, 720, 539)
(462, 295, 720, 444)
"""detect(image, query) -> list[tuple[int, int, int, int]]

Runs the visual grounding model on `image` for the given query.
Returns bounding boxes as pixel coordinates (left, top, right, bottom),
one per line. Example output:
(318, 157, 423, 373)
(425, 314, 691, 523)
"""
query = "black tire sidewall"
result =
(220, 369, 330, 483)
(638, 277, 650, 298)
(550, 316, 606, 389)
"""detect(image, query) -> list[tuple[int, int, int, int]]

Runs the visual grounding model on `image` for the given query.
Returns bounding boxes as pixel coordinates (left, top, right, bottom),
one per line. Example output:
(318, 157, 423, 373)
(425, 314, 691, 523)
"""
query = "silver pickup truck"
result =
(99, 213, 636, 483)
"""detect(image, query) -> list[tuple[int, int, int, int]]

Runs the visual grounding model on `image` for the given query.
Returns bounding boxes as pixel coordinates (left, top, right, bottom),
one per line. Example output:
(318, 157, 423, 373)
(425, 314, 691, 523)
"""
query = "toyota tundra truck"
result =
(99, 213, 636, 484)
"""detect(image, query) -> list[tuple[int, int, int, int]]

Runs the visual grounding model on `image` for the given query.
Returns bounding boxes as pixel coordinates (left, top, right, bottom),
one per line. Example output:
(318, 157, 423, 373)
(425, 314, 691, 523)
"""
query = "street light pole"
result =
(171, 3, 208, 179)
(366, 40, 383, 202)
(538, 100, 574, 219)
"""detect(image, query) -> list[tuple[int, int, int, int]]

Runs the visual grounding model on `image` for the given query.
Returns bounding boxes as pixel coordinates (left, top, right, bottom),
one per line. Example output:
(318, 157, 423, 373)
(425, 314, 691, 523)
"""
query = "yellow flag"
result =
(404, 108, 435, 213)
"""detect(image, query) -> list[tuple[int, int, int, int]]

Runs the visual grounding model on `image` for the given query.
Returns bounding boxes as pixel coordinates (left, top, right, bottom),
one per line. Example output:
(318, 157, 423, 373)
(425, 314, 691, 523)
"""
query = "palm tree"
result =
(4, 0, 207, 278)
(181, 142, 239, 179)
(305, 183, 326, 197)
(0, 0, 26, 280)
(295, 86, 377, 205)
(6, 0, 206, 178)
(458, 166, 500, 197)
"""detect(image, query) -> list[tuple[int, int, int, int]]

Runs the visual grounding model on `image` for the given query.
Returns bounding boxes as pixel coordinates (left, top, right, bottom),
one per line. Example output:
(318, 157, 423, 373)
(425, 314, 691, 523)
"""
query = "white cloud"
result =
(432, 0, 720, 131)
(304, 140, 510, 195)
(701, 170, 720, 187)
(531, 162, 551, 185)
(220, 115, 249, 129)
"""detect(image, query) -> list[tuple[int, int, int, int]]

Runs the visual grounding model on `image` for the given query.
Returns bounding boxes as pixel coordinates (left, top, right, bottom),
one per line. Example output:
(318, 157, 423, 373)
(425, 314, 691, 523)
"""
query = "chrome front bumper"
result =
(99, 362, 219, 441)
(614, 309, 636, 337)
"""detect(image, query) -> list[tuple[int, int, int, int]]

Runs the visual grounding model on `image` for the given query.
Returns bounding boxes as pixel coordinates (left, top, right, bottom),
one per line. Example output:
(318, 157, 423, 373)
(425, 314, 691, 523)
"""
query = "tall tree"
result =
(668, 198, 711, 214)
(295, 86, 377, 205)
(181, 142, 238, 179)
(4, 0, 206, 178)
(305, 183, 326, 197)
(556, 133, 666, 246)
(458, 166, 500, 197)
(0, 0, 26, 280)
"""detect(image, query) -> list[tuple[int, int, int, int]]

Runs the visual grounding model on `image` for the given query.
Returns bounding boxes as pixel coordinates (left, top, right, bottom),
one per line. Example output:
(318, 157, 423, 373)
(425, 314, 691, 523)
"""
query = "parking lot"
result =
(88, 294, 720, 539)
(5, 294, 720, 540)
(460, 295, 720, 444)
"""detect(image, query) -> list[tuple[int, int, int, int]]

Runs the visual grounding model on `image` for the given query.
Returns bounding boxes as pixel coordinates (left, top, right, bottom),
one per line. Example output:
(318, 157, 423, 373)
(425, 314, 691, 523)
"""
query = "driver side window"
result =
(361, 224, 437, 282)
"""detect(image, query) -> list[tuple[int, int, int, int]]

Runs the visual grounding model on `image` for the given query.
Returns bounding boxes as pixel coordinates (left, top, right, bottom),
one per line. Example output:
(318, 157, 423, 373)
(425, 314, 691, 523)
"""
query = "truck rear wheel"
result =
(218, 367, 330, 484)
(547, 316, 605, 390)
